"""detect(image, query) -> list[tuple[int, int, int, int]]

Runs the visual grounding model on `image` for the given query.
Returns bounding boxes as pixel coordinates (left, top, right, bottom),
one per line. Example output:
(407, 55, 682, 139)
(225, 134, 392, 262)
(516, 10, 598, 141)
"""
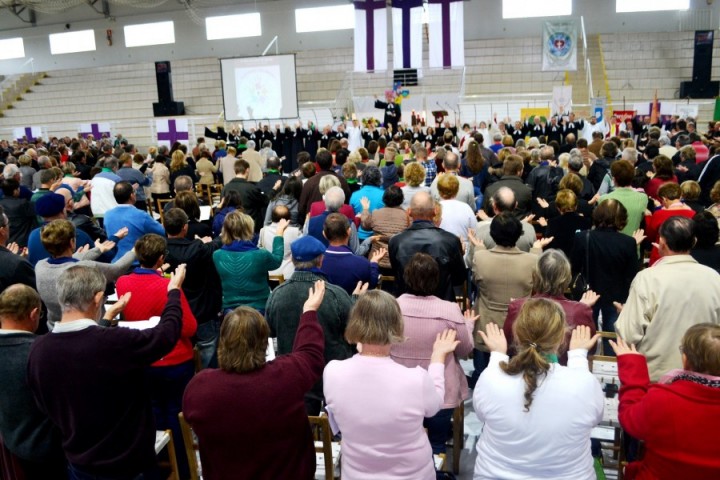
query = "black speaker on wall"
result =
(153, 61, 185, 116)
(679, 30, 719, 99)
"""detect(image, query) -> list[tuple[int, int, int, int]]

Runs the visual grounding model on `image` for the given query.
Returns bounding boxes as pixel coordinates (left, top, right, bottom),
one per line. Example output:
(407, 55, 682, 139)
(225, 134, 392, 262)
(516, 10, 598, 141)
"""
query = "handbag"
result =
(570, 230, 590, 301)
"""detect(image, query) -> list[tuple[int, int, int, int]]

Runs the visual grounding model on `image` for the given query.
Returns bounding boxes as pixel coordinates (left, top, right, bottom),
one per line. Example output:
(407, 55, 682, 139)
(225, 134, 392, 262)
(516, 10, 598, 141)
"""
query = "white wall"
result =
(0, 0, 717, 75)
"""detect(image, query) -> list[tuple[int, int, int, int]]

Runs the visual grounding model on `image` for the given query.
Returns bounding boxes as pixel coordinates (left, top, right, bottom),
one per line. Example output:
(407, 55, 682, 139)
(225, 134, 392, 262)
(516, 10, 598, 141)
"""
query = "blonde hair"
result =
(501, 298, 566, 411)
(318, 174, 341, 195)
(221, 210, 254, 244)
(218, 307, 269, 373)
(169, 150, 187, 173)
(404, 162, 426, 187)
(40, 219, 76, 257)
(555, 189, 577, 214)
(682, 323, 720, 376)
(681, 180, 701, 202)
(437, 174, 459, 199)
(345, 290, 404, 345)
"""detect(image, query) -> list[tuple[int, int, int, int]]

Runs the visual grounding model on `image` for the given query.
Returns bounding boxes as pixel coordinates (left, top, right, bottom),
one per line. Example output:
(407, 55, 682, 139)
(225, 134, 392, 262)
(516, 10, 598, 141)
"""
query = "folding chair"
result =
(178, 413, 201, 480)
(157, 198, 173, 224)
(308, 415, 341, 480)
(155, 430, 180, 480)
(450, 403, 465, 474)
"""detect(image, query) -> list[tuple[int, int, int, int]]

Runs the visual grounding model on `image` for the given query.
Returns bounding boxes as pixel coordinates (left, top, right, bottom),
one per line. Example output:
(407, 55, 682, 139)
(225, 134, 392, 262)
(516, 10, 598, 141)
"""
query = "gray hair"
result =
(532, 249, 572, 296)
(174, 175, 193, 192)
(38, 156, 51, 167)
(324, 186, 345, 211)
(104, 158, 119, 171)
(247, 140, 256, 150)
(491, 186, 516, 212)
(493, 133, 503, 142)
(293, 256, 323, 270)
(443, 151, 460, 171)
(361, 166, 383, 187)
(3, 164, 20, 178)
(262, 140, 272, 149)
(659, 136, 671, 146)
(527, 138, 541, 149)
(57, 266, 106, 314)
(621, 147, 639, 165)
(318, 174, 341, 195)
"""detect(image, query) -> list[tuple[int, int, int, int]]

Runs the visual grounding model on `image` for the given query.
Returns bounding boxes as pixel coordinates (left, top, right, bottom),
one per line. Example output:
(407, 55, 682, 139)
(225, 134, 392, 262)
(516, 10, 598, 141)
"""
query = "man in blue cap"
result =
(265, 235, 368, 415)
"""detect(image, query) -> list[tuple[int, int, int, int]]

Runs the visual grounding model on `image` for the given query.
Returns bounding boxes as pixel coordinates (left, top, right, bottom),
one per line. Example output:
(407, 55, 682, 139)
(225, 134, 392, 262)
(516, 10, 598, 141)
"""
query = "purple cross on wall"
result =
(157, 120, 189, 144)
(80, 123, 110, 139)
(428, 0, 461, 68)
(392, 0, 424, 69)
(16, 127, 35, 142)
(354, 0, 386, 71)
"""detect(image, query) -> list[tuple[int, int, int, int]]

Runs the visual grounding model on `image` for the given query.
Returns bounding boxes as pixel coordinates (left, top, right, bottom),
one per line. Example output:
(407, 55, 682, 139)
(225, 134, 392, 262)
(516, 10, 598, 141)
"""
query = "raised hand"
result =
(75, 244, 90, 254)
(370, 247, 387, 264)
(533, 236, 554, 249)
(569, 325, 600, 351)
(7, 242, 20, 255)
(580, 290, 601, 307)
(463, 309, 479, 324)
(303, 280, 326, 312)
(276, 218, 290, 236)
(113, 227, 129, 239)
(537, 217, 548, 228)
(467, 228, 483, 248)
(168, 264, 187, 292)
(632, 229, 646, 245)
(104, 292, 131, 321)
(360, 196, 371, 211)
(352, 281, 370, 296)
(94, 239, 116, 253)
(609, 337, 642, 357)
(430, 329, 461, 364)
(478, 322, 507, 354)
(536, 197, 549, 209)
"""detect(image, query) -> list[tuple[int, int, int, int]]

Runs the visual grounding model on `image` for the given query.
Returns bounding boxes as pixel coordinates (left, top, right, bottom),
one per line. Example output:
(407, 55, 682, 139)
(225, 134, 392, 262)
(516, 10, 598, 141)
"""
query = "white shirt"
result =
(52, 319, 97, 333)
(258, 224, 301, 279)
(347, 124, 363, 152)
(473, 350, 603, 480)
(439, 199, 477, 244)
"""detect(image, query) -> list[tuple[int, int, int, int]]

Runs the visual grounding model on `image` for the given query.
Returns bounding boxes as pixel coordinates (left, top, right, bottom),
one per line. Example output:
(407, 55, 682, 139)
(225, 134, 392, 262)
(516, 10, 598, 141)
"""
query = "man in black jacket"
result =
(0, 207, 36, 293)
(256, 156, 287, 200)
(222, 159, 268, 232)
(164, 208, 222, 368)
(389, 191, 466, 302)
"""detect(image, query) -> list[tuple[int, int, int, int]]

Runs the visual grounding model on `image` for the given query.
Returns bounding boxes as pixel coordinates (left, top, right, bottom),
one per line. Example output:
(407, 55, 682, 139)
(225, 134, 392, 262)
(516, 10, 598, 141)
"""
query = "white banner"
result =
(542, 21, 577, 72)
(551, 86, 573, 115)
(591, 97, 607, 122)
(155, 118, 190, 148)
(78, 122, 111, 139)
(428, 0, 465, 68)
(392, 0, 423, 70)
(13, 126, 43, 142)
(354, 1, 388, 72)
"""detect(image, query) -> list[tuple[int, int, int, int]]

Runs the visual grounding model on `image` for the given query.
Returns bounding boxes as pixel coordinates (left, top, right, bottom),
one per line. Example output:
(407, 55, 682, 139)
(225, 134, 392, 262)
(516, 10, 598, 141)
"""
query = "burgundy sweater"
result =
(183, 311, 325, 480)
(27, 290, 183, 478)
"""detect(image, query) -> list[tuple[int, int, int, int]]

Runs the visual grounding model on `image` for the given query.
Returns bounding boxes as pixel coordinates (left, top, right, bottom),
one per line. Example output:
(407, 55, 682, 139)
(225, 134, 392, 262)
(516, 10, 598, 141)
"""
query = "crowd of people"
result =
(1, 111, 720, 480)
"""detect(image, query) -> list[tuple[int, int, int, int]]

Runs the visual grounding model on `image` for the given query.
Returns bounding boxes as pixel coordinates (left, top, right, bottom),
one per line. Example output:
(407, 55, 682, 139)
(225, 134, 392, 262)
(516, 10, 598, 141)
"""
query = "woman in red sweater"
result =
(183, 281, 326, 480)
(644, 183, 695, 266)
(116, 233, 197, 478)
(644, 154, 678, 202)
(611, 324, 720, 479)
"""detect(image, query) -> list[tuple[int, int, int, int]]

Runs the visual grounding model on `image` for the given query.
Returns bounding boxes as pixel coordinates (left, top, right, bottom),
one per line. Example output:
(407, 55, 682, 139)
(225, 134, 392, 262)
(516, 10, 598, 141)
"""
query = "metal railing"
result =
(580, 15, 594, 103)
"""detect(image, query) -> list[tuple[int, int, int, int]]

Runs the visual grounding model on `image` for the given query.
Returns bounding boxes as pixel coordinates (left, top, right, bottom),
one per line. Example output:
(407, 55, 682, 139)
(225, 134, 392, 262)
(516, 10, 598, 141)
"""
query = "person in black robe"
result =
(375, 99, 401, 132)
(290, 125, 305, 169)
(305, 125, 320, 160)
(319, 127, 332, 150)
(546, 117, 563, 144)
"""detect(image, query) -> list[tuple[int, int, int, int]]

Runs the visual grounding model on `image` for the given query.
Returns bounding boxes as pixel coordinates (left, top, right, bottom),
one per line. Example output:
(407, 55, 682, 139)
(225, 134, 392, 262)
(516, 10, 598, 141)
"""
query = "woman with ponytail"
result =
(472, 298, 604, 480)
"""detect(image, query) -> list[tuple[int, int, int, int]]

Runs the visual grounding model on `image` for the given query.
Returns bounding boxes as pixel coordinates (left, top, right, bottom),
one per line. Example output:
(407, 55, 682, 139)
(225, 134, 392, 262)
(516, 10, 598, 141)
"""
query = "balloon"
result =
(402, 90, 409, 97)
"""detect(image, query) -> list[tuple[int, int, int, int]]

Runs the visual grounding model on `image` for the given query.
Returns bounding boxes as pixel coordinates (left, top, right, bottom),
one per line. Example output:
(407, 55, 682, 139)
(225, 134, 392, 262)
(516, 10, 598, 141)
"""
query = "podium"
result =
(432, 110, 448, 125)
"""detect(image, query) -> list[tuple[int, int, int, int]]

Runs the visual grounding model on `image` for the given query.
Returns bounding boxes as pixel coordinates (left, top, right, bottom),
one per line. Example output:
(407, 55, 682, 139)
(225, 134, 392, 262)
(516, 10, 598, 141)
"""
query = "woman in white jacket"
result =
(474, 298, 604, 480)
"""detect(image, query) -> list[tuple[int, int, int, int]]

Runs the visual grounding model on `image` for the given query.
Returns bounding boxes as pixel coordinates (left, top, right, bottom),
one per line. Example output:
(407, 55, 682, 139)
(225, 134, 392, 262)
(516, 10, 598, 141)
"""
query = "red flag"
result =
(650, 90, 659, 125)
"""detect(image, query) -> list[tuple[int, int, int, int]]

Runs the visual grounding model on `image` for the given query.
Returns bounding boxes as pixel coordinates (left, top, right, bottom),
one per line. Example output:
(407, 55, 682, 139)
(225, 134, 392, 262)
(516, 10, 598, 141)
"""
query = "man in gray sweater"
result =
(0, 284, 66, 479)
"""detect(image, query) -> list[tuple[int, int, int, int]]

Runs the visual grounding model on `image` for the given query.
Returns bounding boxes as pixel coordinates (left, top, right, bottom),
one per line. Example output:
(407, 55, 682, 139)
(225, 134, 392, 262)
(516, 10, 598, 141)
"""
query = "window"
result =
(124, 21, 175, 48)
(616, 0, 689, 13)
(206, 13, 261, 40)
(49, 30, 96, 55)
(502, 0, 572, 19)
(295, 5, 354, 33)
(0, 37, 25, 60)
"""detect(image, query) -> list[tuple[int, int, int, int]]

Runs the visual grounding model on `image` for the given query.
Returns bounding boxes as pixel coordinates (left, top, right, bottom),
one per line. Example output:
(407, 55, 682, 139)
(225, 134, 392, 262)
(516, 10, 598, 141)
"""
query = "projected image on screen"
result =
(220, 54, 299, 121)
(235, 65, 281, 119)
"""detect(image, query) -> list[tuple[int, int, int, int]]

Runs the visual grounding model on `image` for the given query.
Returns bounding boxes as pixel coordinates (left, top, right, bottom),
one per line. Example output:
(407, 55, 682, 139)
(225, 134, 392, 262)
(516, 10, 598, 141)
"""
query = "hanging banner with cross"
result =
(542, 20, 577, 72)
(155, 118, 189, 148)
(13, 126, 43, 143)
(428, 0, 465, 68)
(391, 0, 423, 70)
(78, 123, 111, 140)
(354, 0, 388, 72)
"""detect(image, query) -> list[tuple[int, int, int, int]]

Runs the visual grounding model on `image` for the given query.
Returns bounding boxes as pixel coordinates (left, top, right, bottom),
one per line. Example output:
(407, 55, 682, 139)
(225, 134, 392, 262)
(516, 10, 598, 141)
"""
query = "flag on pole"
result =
(13, 126, 42, 142)
(78, 123, 111, 140)
(427, 0, 465, 68)
(392, 0, 423, 70)
(650, 90, 659, 125)
(551, 86, 573, 116)
(156, 118, 189, 148)
(354, 0, 388, 72)
(542, 21, 577, 72)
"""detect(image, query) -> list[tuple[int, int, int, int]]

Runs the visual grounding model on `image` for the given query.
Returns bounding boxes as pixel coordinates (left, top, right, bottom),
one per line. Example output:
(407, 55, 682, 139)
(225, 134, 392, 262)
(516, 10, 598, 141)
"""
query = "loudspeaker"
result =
(692, 30, 714, 83)
(680, 80, 719, 99)
(393, 69, 418, 87)
(153, 101, 185, 116)
(155, 61, 174, 104)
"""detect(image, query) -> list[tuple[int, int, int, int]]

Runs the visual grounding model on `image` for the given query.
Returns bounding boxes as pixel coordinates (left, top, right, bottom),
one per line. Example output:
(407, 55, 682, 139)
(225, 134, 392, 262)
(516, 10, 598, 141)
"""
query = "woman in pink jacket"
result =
(391, 252, 474, 454)
(323, 290, 460, 480)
